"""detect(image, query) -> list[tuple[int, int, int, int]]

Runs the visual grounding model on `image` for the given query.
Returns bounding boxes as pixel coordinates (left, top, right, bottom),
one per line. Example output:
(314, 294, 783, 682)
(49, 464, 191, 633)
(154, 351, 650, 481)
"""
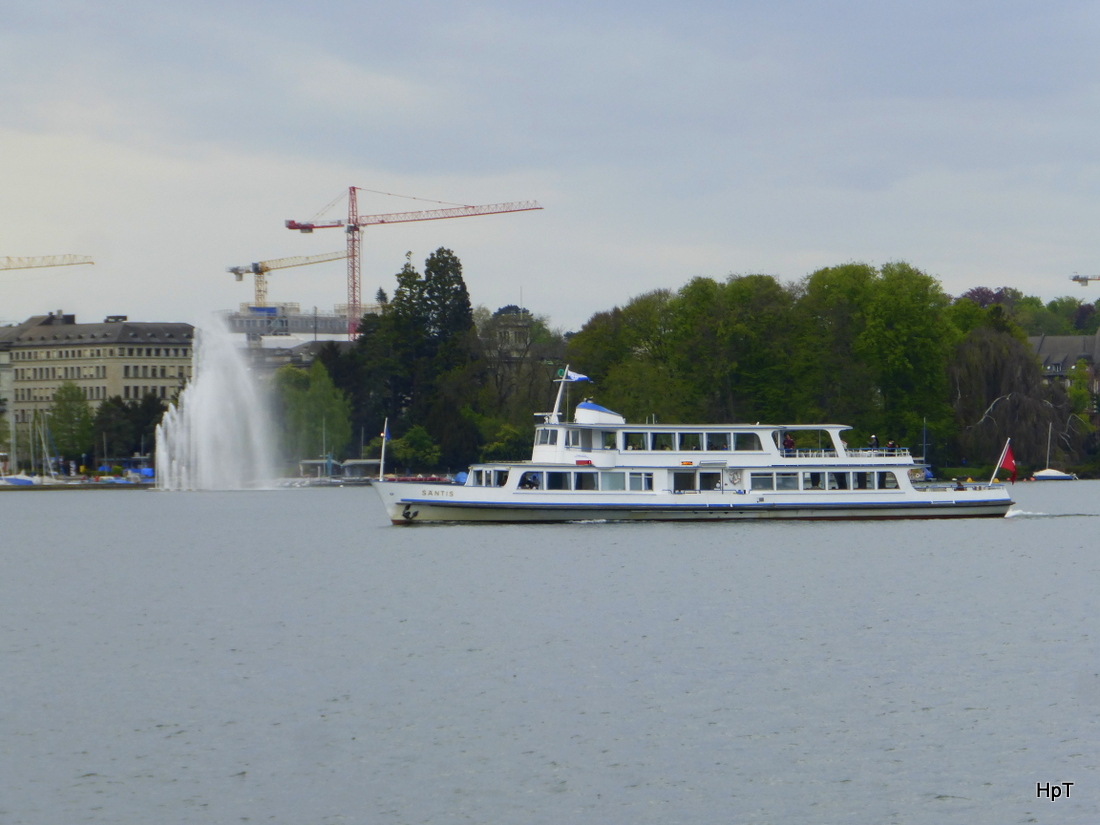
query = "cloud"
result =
(5, 1, 1100, 332)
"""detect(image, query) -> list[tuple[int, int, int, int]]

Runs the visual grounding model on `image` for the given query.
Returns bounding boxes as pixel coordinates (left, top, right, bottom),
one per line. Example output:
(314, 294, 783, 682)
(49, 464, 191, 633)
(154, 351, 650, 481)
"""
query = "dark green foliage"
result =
(91, 393, 165, 463)
(387, 424, 441, 471)
(93, 396, 133, 460)
(272, 361, 352, 460)
(308, 248, 566, 470)
(855, 262, 956, 441)
(948, 327, 1086, 466)
(563, 261, 1087, 465)
(789, 263, 877, 425)
(306, 249, 1100, 473)
(49, 382, 94, 459)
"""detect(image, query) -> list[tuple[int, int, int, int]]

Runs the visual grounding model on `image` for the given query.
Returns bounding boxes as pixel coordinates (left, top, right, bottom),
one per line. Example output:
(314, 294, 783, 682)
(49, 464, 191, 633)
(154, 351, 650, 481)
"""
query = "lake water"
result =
(2, 481, 1099, 823)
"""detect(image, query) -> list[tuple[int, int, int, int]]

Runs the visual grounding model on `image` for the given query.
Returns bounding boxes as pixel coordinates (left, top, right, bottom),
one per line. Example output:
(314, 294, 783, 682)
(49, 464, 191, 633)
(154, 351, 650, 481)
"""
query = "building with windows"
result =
(1030, 331, 1100, 385)
(223, 302, 382, 346)
(0, 311, 194, 425)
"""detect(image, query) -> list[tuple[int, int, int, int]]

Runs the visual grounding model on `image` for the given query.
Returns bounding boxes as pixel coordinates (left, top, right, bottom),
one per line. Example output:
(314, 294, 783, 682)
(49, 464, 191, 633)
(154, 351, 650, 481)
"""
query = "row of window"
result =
(123, 386, 170, 399)
(468, 467, 902, 493)
(535, 428, 765, 452)
(750, 471, 899, 491)
(33, 366, 109, 380)
(11, 346, 190, 360)
(473, 469, 657, 491)
(15, 387, 107, 404)
(16, 365, 188, 381)
(124, 365, 188, 378)
(14, 384, 168, 404)
(13, 348, 111, 360)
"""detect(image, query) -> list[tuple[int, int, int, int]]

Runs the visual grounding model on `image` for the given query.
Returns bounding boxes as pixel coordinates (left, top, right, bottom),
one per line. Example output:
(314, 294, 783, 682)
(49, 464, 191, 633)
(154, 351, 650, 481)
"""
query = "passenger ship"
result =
(373, 392, 1014, 524)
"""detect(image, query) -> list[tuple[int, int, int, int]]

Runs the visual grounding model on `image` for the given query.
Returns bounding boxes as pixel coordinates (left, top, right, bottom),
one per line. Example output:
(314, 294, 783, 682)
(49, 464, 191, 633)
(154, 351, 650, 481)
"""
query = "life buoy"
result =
(727, 469, 742, 485)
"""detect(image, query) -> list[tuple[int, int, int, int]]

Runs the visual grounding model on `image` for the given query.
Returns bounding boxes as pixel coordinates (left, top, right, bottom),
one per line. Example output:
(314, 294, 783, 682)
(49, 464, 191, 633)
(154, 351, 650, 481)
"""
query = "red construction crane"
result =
(287, 187, 542, 337)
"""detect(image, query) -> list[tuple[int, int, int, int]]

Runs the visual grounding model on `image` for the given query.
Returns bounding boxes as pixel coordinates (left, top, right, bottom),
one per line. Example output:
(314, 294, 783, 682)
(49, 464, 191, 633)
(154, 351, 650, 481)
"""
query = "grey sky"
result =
(3, 1, 1100, 331)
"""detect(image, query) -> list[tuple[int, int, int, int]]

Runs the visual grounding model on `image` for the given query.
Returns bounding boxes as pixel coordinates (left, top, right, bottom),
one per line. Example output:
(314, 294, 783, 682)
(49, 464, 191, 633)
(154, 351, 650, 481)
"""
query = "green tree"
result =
(564, 308, 630, 385)
(423, 247, 474, 345)
(130, 393, 166, 457)
(1068, 358, 1093, 418)
(477, 422, 530, 462)
(665, 275, 797, 423)
(387, 424, 441, 470)
(49, 382, 95, 460)
(93, 396, 133, 463)
(789, 263, 877, 426)
(567, 289, 691, 421)
(275, 361, 352, 460)
(89, 393, 166, 464)
(948, 327, 1084, 466)
(856, 262, 956, 442)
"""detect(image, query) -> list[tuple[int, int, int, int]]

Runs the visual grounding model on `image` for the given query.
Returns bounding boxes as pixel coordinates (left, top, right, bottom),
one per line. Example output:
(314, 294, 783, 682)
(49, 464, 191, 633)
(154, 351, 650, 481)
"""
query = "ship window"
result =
(706, 432, 730, 451)
(828, 472, 849, 490)
(519, 472, 541, 489)
(877, 472, 899, 489)
(546, 472, 571, 490)
(574, 472, 598, 491)
(802, 472, 825, 490)
(625, 432, 647, 450)
(601, 431, 617, 450)
(750, 472, 774, 491)
(853, 472, 873, 490)
(537, 428, 559, 446)
(495, 471, 509, 487)
(678, 432, 702, 451)
(600, 472, 625, 491)
(776, 472, 799, 490)
(566, 429, 582, 448)
(734, 433, 763, 451)
(700, 472, 722, 490)
(629, 472, 653, 491)
(651, 432, 674, 451)
(473, 470, 484, 485)
(673, 471, 696, 491)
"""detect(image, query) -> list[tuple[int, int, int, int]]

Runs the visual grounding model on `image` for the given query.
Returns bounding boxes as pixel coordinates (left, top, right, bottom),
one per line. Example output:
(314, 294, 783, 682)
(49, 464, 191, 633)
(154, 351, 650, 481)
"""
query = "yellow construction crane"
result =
(228, 250, 347, 307)
(1, 255, 94, 270)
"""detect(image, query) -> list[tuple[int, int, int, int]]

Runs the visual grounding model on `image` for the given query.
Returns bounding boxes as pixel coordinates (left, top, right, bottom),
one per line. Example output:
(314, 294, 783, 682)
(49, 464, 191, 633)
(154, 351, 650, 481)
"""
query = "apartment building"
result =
(0, 311, 194, 424)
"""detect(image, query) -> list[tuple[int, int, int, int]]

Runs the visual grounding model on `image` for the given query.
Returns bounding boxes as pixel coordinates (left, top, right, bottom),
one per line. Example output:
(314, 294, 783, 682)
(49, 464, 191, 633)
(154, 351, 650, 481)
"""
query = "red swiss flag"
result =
(1000, 445, 1017, 483)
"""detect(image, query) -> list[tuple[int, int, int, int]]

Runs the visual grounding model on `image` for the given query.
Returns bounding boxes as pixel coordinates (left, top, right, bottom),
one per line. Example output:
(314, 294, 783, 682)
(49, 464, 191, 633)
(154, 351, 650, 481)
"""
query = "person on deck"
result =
(868, 434, 879, 450)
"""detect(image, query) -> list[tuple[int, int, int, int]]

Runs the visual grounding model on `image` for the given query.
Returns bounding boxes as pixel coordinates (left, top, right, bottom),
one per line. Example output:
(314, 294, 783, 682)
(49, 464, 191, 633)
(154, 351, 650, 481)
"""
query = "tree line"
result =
(278, 253, 1097, 474)
(11, 251, 1100, 475)
(565, 263, 1095, 471)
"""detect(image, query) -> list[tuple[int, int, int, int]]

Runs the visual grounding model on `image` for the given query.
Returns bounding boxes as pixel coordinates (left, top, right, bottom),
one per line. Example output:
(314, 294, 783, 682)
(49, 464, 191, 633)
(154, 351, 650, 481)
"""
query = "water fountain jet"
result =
(156, 323, 275, 490)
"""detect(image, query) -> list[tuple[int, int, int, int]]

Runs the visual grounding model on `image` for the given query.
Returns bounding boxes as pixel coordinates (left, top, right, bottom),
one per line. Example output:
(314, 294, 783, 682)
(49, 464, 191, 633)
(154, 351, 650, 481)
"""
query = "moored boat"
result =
(1031, 468, 1077, 481)
(1031, 424, 1077, 480)
(373, 391, 1014, 524)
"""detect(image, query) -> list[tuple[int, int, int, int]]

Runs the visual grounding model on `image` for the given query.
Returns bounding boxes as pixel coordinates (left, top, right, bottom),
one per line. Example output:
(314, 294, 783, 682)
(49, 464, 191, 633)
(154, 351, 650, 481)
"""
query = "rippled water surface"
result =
(3, 482, 1099, 823)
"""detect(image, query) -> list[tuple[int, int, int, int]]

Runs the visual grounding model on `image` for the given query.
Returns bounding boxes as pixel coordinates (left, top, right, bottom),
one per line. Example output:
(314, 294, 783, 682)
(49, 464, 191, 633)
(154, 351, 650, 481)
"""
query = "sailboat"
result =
(1032, 423, 1076, 481)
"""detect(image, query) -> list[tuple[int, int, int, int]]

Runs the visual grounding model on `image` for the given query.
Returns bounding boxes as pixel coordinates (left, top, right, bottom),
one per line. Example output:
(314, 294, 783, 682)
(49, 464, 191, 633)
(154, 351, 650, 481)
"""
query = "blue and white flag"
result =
(564, 369, 590, 382)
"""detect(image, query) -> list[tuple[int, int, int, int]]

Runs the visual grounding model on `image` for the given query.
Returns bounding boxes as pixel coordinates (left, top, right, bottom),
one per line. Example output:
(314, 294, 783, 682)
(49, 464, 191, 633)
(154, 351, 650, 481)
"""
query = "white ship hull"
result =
(375, 481, 1012, 524)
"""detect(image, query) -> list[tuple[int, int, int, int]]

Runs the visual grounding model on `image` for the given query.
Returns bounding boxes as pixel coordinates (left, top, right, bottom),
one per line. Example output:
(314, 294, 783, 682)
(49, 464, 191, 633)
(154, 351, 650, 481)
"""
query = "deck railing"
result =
(777, 448, 912, 459)
(841, 448, 911, 458)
